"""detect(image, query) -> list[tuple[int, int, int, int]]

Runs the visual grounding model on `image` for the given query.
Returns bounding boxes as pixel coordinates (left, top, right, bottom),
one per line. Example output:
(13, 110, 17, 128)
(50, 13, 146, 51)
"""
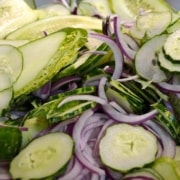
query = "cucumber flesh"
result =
(135, 34, 168, 82)
(136, 11, 172, 40)
(13, 30, 66, 96)
(6, 15, 102, 41)
(164, 29, 180, 62)
(152, 157, 180, 180)
(0, 126, 22, 160)
(99, 123, 158, 172)
(0, 45, 23, 83)
(0, 88, 13, 115)
(10, 132, 74, 179)
(14, 28, 87, 97)
(108, 0, 174, 20)
(0, 40, 29, 47)
(0, 0, 37, 38)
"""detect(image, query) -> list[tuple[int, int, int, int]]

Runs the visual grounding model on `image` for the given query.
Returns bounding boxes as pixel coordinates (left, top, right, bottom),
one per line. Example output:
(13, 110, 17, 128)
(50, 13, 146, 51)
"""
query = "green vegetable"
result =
(10, 132, 74, 179)
(152, 157, 180, 180)
(13, 28, 87, 97)
(99, 123, 158, 172)
(0, 126, 22, 160)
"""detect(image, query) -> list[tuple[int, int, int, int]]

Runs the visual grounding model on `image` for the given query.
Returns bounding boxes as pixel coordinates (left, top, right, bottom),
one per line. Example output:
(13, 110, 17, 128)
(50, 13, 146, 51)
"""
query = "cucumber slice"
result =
(99, 123, 158, 172)
(152, 157, 180, 180)
(13, 28, 87, 97)
(164, 29, 180, 62)
(135, 11, 172, 40)
(135, 34, 168, 82)
(6, 15, 102, 41)
(167, 18, 180, 33)
(0, 72, 12, 91)
(0, 45, 23, 83)
(0, 87, 13, 115)
(10, 132, 74, 179)
(175, 146, 180, 169)
(0, 0, 37, 38)
(108, 0, 175, 20)
(158, 48, 180, 72)
(0, 126, 22, 160)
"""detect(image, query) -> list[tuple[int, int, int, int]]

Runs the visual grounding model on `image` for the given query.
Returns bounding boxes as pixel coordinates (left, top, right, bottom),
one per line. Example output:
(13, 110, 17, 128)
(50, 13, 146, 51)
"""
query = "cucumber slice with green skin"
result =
(152, 157, 180, 180)
(0, 0, 37, 38)
(135, 11, 172, 41)
(14, 28, 87, 97)
(158, 48, 180, 72)
(163, 29, 180, 62)
(0, 126, 22, 160)
(99, 123, 158, 172)
(10, 132, 74, 179)
(0, 87, 13, 115)
(0, 45, 23, 83)
(108, 0, 175, 20)
(6, 15, 102, 41)
(135, 34, 168, 82)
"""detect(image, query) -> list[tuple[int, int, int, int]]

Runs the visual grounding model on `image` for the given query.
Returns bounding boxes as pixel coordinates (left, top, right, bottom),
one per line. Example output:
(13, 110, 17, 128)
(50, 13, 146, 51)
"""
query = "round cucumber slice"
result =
(109, 0, 174, 20)
(0, 45, 23, 83)
(99, 123, 158, 172)
(10, 132, 74, 179)
(135, 34, 168, 82)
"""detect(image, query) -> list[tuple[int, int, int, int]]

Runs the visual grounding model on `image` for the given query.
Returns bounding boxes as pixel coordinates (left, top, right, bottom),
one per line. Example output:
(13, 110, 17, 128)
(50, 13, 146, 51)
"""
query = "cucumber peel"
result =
(0, 126, 22, 160)
(10, 132, 74, 179)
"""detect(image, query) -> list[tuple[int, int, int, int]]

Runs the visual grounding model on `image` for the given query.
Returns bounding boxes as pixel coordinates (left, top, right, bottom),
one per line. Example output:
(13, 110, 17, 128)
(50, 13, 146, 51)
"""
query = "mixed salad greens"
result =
(0, 0, 180, 179)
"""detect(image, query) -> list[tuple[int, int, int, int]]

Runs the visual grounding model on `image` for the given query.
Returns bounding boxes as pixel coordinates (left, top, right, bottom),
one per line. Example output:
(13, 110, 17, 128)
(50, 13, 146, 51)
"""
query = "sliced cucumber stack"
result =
(157, 29, 180, 73)
(99, 123, 158, 172)
(10, 132, 74, 179)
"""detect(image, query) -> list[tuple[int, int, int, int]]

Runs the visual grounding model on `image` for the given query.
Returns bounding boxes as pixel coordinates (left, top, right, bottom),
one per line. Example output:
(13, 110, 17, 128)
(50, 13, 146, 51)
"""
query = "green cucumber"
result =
(0, 72, 12, 91)
(6, 15, 102, 41)
(152, 157, 180, 180)
(0, 126, 22, 160)
(21, 117, 49, 148)
(163, 29, 180, 62)
(158, 48, 180, 73)
(10, 132, 74, 179)
(135, 34, 168, 82)
(133, 11, 172, 41)
(0, 45, 23, 83)
(13, 28, 87, 97)
(48, 101, 96, 122)
(0, 0, 37, 38)
(99, 123, 158, 172)
(167, 18, 180, 33)
(108, 0, 175, 20)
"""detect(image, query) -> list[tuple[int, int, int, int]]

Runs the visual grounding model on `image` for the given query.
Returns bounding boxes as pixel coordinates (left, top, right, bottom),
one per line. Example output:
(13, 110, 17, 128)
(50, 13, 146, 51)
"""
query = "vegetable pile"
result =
(0, 0, 180, 179)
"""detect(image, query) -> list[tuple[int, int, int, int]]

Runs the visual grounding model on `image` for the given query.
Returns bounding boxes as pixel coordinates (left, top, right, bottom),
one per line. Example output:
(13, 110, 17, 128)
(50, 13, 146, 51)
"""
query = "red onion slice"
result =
(157, 82, 180, 93)
(113, 16, 137, 60)
(89, 32, 123, 79)
(143, 120, 176, 158)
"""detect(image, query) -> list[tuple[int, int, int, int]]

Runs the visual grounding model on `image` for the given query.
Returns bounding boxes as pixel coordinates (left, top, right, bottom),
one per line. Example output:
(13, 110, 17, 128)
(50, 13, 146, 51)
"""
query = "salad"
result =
(0, 0, 180, 179)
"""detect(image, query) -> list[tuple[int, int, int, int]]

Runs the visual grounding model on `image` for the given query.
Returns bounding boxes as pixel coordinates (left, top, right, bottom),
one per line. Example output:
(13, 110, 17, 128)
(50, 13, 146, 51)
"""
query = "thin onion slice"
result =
(89, 32, 123, 79)
(113, 16, 137, 60)
(157, 82, 180, 93)
(143, 120, 176, 158)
